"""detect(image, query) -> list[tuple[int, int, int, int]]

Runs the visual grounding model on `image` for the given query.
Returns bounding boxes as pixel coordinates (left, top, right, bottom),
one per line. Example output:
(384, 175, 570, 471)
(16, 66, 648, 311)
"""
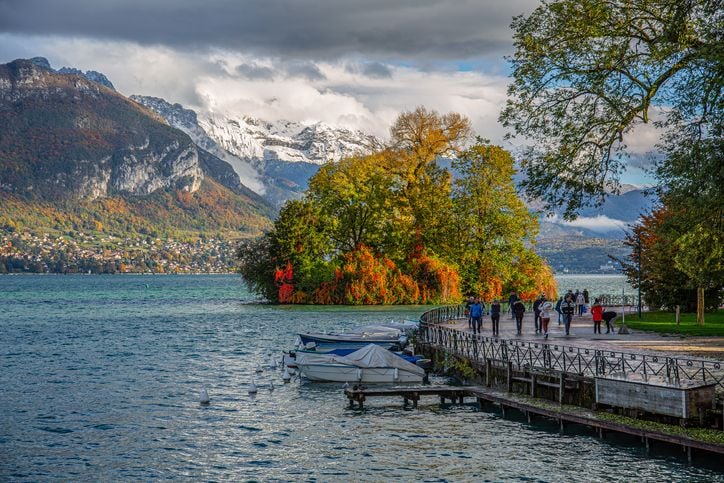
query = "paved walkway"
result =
(448, 312, 724, 359)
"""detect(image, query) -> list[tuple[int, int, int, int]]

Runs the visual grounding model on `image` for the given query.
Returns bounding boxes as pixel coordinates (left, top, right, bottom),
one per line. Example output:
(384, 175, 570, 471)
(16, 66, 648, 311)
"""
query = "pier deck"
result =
(343, 384, 724, 462)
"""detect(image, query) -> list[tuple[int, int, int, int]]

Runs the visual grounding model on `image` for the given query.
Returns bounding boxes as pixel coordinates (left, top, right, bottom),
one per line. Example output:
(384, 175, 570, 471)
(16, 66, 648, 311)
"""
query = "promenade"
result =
(450, 311, 724, 359)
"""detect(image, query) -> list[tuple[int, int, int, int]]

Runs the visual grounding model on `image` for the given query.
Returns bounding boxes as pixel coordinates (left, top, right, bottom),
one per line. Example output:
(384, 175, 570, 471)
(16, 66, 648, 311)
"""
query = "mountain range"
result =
(0, 57, 654, 273)
(131, 95, 379, 208)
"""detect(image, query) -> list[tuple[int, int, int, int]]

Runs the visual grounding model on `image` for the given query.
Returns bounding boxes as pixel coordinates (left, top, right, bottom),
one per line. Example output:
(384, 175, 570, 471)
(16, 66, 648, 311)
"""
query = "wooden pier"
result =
(343, 384, 724, 463)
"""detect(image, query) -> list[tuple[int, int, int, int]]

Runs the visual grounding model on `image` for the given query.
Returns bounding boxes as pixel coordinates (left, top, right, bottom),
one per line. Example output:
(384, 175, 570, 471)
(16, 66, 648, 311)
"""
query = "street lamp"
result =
(637, 233, 642, 319)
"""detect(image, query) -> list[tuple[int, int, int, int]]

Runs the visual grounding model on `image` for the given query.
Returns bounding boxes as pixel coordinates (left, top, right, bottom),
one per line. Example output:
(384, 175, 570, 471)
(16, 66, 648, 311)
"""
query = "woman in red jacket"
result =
(590, 298, 604, 334)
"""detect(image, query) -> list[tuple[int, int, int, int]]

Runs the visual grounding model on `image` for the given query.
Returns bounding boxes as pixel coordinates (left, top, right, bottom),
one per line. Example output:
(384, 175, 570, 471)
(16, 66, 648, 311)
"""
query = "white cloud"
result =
(0, 35, 512, 141)
(547, 214, 630, 234)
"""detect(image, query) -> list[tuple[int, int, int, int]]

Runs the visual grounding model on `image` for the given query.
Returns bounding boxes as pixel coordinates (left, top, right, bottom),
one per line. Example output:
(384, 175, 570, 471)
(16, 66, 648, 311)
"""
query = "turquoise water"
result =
(1, 274, 721, 481)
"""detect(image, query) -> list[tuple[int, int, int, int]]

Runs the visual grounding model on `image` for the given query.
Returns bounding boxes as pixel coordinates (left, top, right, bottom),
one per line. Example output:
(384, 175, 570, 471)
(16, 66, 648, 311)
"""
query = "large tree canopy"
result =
(238, 109, 557, 304)
(500, 0, 723, 218)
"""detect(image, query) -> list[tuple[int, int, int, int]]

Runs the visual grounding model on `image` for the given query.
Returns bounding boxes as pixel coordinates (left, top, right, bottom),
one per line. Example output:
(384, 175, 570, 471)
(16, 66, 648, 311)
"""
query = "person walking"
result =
(576, 291, 586, 316)
(555, 296, 563, 325)
(508, 291, 518, 319)
(561, 294, 575, 336)
(465, 296, 474, 330)
(490, 299, 501, 336)
(540, 300, 553, 339)
(590, 298, 604, 334)
(533, 294, 545, 334)
(469, 297, 483, 335)
(582, 288, 590, 305)
(512, 299, 526, 335)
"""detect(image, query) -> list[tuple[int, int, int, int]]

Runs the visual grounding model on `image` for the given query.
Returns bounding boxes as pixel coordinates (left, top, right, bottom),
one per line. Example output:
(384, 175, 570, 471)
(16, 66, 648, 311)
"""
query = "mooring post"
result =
(645, 437, 650, 455)
(530, 374, 536, 397)
(506, 361, 513, 392)
(486, 358, 492, 387)
(559, 418, 564, 432)
(687, 446, 692, 464)
(558, 373, 565, 405)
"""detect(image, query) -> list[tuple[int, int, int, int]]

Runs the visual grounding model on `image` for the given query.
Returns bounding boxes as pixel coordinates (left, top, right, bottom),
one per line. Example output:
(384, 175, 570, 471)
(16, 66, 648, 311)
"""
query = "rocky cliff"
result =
(0, 58, 272, 238)
(131, 95, 380, 207)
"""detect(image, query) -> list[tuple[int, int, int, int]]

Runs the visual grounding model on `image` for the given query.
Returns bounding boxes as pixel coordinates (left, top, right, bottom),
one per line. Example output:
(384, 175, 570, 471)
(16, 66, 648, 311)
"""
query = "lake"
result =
(1, 274, 720, 481)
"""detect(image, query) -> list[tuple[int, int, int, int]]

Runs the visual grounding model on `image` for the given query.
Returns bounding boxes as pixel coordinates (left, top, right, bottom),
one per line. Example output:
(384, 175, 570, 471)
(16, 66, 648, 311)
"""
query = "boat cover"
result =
(298, 344, 425, 377)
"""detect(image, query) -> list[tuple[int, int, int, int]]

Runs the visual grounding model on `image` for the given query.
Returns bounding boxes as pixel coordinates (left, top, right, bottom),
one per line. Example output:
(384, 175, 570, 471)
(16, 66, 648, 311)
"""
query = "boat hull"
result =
(297, 363, 423, 383)
(298, 333, 400, 349)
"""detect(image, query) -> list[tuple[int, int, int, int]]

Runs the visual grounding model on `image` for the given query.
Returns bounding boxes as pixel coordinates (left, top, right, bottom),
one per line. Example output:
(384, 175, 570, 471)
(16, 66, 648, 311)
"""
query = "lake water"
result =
(1, 274, 721, 481)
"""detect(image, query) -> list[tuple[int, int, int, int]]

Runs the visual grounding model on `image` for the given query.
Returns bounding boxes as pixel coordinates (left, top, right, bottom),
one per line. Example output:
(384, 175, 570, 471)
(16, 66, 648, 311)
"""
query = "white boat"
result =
(298, 329, 406, 349)
(296, 344, 426, 383)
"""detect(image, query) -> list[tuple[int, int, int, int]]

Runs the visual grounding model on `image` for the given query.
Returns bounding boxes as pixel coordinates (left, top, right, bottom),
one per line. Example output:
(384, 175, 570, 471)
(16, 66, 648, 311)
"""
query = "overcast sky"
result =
(0, 0, 655, 184)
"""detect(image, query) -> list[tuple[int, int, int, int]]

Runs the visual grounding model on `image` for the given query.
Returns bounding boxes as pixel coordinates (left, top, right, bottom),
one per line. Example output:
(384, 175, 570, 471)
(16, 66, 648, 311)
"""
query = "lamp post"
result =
(618, 261, 630, 334)
(637, 234, 642, 319)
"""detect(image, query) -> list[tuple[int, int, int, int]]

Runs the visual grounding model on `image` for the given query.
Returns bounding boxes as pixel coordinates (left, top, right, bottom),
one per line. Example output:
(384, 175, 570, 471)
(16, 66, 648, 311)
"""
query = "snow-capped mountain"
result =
(131, 95, 380, 207)
(199, 114, 379, 166)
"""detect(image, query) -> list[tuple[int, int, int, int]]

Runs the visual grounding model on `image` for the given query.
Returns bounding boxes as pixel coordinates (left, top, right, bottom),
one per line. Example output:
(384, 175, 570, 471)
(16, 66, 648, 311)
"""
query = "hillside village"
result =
(0, 231, 238, 274)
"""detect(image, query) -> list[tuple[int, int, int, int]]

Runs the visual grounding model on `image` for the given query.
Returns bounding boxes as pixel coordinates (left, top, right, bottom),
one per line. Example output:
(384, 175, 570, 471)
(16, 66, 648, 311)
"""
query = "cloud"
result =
(0, 0, 539, 61)
(345, 61, 393, 79)
(1, 36, 513, 141)
(284, 61, 326, 81)
(547, 214, 630, 234)
(236, 62, 275, 80)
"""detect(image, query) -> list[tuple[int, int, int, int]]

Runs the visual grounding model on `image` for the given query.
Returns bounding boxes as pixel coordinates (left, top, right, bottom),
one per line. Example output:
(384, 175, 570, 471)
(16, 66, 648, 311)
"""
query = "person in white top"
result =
(540, 300, 554, 339)
(575, 292, 586, 316)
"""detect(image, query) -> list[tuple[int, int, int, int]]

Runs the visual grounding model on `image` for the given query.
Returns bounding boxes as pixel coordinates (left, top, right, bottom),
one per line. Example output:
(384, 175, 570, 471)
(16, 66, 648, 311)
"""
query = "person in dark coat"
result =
(582, 288, 590, 305)
(490, 299, 501, 336)
(508, 292, 518, 319)
(560, 295, 576, 336)
(512, 300, 526, 335)
(602, 310, 617, 334)
(555, 297, 563, 325)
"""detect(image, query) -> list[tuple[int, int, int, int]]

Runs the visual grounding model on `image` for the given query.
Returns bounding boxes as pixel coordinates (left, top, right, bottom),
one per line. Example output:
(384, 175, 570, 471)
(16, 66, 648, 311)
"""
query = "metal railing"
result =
(419, 305, 724, 391)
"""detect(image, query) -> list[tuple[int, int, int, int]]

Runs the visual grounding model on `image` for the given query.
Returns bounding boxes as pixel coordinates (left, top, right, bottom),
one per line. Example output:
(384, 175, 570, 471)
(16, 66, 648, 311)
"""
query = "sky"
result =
(0, 0, 655, 185)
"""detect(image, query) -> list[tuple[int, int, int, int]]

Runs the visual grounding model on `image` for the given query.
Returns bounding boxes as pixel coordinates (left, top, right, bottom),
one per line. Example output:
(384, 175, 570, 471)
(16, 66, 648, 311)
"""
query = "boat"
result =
(297, 324, 411, 349)
(283, 345, 422, 369)
(296, 344, 426, 383)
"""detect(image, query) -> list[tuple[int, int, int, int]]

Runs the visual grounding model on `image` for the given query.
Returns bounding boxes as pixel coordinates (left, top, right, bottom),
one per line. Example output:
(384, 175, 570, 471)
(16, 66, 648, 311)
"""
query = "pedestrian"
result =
(533, 294, 545, 334)
(602, 310, 617, 334)
(576, 291, 586, 316)
(512, 299, 526, 335)
(582, 288, 590, 305)
(540, 300, 553, 339)
(469, 297, 483, 335)
(590, 298, 603, 334)
(465, 296, 474, 329)
(490, 299, 501, 336)
(508, 291, 518, 319)
(555, 296, 563, 325)
(561, 294, 575, 336)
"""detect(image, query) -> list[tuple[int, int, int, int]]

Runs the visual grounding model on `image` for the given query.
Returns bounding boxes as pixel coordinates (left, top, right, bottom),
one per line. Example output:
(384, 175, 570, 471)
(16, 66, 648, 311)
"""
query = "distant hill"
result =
(0, 58, 273, 244)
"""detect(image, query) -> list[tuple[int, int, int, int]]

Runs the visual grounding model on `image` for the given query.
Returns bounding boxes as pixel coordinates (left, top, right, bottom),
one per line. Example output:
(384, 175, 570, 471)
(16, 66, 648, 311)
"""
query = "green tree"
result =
(307, 152, 404, 256)
(500, 0, 722, 218)
(451, 141, 548, 298)
(674, 224, 724, 325)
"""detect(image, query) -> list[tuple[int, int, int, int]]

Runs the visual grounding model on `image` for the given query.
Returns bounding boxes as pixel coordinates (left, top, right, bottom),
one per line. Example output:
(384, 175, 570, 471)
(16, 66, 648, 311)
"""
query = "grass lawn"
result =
(622, 310, 724, 336)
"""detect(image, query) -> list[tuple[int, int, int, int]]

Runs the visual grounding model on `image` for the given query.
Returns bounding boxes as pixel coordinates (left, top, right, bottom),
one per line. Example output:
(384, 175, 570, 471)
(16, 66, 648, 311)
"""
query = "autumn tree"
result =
(622, 205, 722, 314)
